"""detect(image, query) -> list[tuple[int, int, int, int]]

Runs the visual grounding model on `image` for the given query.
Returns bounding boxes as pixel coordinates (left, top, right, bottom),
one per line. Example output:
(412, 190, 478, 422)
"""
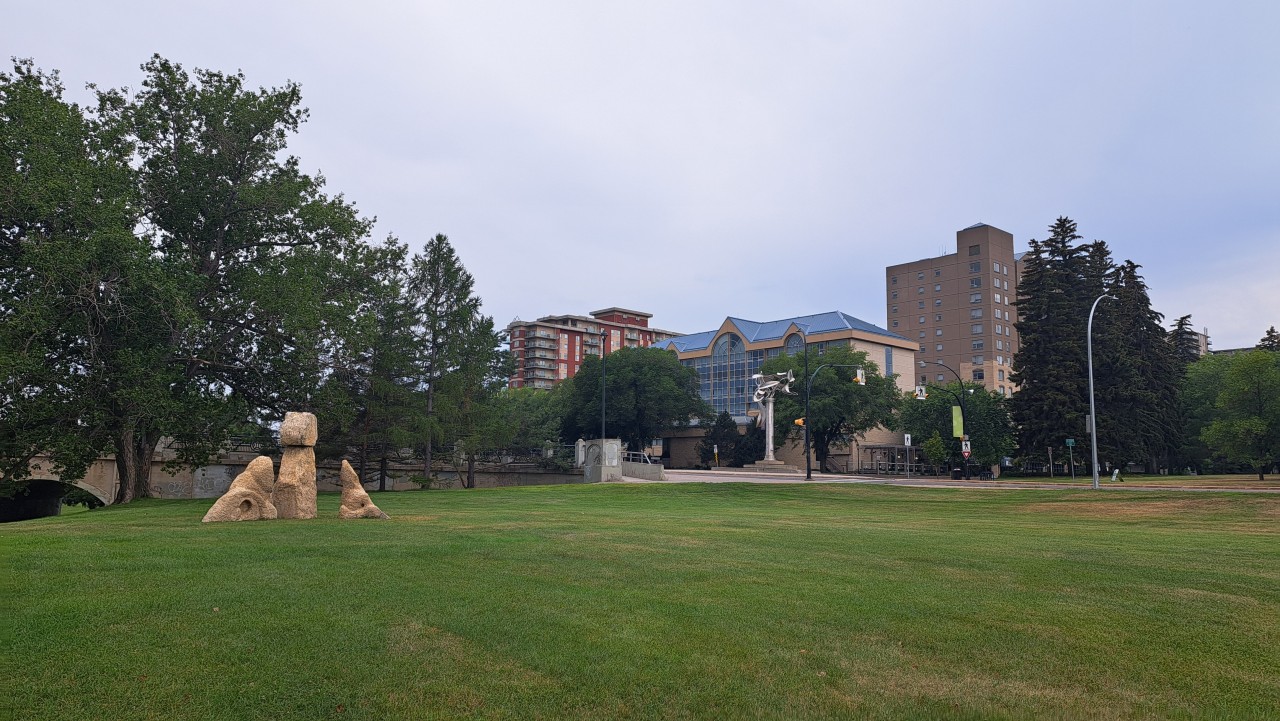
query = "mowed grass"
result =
(3, 484, 1278, 721)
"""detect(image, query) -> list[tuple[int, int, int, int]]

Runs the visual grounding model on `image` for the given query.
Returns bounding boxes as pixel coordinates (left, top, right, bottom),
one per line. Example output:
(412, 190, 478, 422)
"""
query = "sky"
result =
(5, 1, 1278, 349)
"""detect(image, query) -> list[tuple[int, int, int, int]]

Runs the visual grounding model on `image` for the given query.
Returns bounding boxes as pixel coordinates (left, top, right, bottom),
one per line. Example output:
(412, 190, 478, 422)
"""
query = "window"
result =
(970, 309, 983, 319)
(970, 278, 982, 288)
(998, 369, 1005, 381)
(919, 331, 926, 338)
(891, 275, 898, 285)
(891, 305, 898, 314)
(937, 373, 945, 382)
(970, 292, 982, 303)
(995, 323, 1003, 334)
(935, 314, 943, 322)
(917, 287, 924, 294)
(969, 261, 981, 273)
(919, 344, 926, 352)
(934, 299, 943, 307)
(891, 291, 898, 299)
(935, 329, 943, 336)
(785, 333, 805, 355)
(934, 269, 942, 277)
(971, 324, 983, 334)
(918, 301, 925, 309)
(934, 283, 942, 292)
(996, 339, 1003, 350)
(972, 340, 984, 350)
(918, 316, 925, 324)
(972, 369, 985, 381)
(1004, 310, 1011, 321)
(996, 355, 1004, 365)
(972, 355, 984, 364)
(917, 271, 925, 280)
(885, 347, 893, 376)
(968, 244, 981, 256)
(993, 261, 1000, 273)
(994, 293, 1001, 304)
(936, 343, 944, 351)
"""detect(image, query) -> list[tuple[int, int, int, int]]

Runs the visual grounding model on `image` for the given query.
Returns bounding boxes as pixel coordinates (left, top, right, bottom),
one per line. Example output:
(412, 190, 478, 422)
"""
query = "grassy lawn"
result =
(4, 483, 1278, 720)
(988, 474, 1280, 489)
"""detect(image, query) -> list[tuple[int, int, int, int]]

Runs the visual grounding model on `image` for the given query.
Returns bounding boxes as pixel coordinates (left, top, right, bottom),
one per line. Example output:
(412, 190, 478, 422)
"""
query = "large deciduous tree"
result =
(2, 57, 373, 503)
(561, 347, 708, 452)
(760, 344, 900, 470)
(1199, 350, 1280, 479)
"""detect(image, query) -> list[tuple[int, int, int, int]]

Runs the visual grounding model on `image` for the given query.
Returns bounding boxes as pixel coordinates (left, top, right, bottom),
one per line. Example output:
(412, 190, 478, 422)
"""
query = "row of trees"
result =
(1, 57, 509, 501)
(1011, 217, 1279, 477)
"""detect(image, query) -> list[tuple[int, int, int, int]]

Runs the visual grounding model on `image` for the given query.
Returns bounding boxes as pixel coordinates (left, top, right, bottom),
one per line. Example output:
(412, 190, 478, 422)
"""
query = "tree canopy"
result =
(760, 344, 900, 470)
(561, 347, 708, 451)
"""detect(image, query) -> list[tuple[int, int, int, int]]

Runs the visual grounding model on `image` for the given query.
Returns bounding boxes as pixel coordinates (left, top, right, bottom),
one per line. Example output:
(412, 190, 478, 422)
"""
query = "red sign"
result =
(962, 451, 971, 459)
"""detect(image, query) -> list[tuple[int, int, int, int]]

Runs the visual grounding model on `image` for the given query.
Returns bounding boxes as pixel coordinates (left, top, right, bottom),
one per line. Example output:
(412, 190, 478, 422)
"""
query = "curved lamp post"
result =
(1087, 294, 1115, 490)
(918, 359, 971, 479)
(803, 362, 865, 480)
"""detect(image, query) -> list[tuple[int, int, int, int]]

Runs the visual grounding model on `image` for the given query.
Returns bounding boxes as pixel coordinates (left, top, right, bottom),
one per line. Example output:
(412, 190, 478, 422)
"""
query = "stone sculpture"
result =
(202, 455, 278, 522)
(338, 460, 389, 519)
(273, 411, 318, 519)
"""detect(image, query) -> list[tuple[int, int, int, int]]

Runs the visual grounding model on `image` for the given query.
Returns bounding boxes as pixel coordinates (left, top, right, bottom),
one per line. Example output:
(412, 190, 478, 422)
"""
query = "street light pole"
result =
(803, 340, 811, 480)
(600, 329, 607, 444)
(918, 360, 971, 479)
(1087, 294, 1115, 490)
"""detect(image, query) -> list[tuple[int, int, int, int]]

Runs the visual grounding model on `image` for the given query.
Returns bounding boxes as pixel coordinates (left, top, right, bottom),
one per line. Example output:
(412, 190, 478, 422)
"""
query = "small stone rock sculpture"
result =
(338, 460, 389, 519)
(273, 411, 318, 519)
(202, 455, 278, 523)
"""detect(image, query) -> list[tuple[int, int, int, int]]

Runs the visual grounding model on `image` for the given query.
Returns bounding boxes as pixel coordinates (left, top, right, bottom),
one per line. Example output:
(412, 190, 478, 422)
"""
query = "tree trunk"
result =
(112, 427, 160, 504)
(379, 454, 388, 492)
(423, 382, 435, 481)
(466, 455, 476, 489)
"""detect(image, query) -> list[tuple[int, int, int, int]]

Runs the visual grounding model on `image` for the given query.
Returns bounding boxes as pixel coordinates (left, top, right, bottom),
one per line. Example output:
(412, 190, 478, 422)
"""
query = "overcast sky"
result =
(6, 1, 1278, 348)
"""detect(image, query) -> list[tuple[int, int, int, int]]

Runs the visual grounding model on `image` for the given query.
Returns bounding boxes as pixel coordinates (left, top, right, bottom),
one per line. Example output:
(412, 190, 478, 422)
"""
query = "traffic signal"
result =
(794, 417, 805, 427)
(855, 368, 866, 385)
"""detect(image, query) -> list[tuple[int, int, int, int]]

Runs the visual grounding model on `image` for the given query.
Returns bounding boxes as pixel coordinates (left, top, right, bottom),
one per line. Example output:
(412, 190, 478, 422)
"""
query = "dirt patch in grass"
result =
(1019, 497, 1261, 520)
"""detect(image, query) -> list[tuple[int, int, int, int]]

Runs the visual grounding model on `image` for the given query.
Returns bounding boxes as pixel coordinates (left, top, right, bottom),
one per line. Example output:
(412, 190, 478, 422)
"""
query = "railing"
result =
(623, 451, 653, 464)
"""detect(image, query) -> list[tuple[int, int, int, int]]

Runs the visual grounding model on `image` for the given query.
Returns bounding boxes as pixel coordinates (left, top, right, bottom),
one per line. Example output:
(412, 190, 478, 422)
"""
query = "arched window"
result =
(784, 333, 805, 356)
(710, 333, 747, 415)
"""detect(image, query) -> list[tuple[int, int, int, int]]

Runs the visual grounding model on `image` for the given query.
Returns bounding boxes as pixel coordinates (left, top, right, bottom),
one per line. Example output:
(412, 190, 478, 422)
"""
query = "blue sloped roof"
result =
(653, 311, 908, 353)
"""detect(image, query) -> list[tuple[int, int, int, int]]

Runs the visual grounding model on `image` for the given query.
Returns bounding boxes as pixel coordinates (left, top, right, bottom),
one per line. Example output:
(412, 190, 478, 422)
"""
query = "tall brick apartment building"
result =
(885, 223, 1023, 396)
(506, 308, 681, 389)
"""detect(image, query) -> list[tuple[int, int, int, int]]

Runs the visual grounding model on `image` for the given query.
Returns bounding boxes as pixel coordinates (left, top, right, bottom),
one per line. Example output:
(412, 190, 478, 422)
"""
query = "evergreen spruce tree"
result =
(1259, 326, 1280, 351)
(1094, 261, 1181, 471)
(1010, 218, 1088, 462)
(1169, 315, 1203, 369)
(409, 234, 483, 481)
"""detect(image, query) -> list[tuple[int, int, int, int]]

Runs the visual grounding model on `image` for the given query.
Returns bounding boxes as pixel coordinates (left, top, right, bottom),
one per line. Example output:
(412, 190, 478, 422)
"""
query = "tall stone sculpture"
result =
(273, 411, 318, 519)
(751, 370, 795, 465)
(202, 455, 278, 522)
(338, 460, 389, 519)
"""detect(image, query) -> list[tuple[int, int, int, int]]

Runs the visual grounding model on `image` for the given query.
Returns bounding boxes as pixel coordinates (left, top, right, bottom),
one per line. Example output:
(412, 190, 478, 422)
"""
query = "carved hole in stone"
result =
(239, 499, 252, 513)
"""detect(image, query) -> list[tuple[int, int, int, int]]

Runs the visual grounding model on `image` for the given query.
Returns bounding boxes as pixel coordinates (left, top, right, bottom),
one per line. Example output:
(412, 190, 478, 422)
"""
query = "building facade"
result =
(507, 308, 680, 389)
(885, 223, 1021, 396)
(652, 311, 918, 470)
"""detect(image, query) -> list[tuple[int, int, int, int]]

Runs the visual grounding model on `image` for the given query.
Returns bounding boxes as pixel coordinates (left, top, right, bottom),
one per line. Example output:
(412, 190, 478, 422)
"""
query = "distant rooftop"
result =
(654, 311, 908, 353)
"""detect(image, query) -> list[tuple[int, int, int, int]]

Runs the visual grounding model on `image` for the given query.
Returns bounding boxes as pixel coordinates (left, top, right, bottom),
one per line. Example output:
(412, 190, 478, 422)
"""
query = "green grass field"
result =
(4, 483, 1278, 720)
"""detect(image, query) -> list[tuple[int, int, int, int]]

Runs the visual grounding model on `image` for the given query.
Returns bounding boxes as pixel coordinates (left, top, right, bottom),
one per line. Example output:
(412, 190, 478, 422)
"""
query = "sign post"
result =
(904, 434, 912, 479)
(1066, 438, 1076, 481)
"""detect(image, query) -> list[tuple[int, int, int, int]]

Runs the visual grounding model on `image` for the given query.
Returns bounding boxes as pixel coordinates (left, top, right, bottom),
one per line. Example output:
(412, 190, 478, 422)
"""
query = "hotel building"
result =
(507, 308, 681, 389)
